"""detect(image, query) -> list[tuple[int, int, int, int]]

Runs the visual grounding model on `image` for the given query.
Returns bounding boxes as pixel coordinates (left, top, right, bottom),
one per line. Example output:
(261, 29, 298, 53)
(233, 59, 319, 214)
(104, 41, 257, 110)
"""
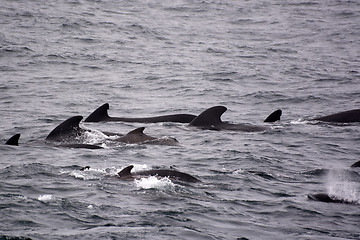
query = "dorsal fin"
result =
(5, 133, 20, 146)
(264, 109, 282, 122)
(84, 103, 111, 122)
(46, 116, 83, 141)
(350, 161, 360, 168)
(118, 165, 134, 177)
(126, 127, 145, 135)
(189, 106, 227, 127)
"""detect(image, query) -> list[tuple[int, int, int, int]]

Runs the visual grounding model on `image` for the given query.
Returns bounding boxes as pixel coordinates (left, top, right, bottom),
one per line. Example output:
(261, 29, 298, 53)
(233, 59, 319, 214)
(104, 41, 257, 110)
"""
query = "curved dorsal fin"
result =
(126, 127, 145, 135)
(84, 103, 111, 122)
(46, 116, 83, 141)
(350, 161, 360, 168)
(264, 109, 282, 122)
(118, 165, 134, 177)
(5, 133, 21, 146)
(189, 106, 227, 127)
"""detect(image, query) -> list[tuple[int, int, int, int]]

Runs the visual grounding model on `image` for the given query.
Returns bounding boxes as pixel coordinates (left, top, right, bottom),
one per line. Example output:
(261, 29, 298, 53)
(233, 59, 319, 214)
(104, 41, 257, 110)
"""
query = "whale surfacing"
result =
(313, 109, 360, 123)
(5, 133, 21, 146)
(308, 193, 357, 204)
(45, 116, 85, 142)
(117, 165, 200, 183)
(85, 103, 196, 123)
(188, 106, 281, 131)
(115, 127, 179, 146)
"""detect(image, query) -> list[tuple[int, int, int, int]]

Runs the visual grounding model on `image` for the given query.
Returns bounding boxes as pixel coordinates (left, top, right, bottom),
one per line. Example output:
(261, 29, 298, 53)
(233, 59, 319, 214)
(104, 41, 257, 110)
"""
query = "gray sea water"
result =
(1, 0, 360, 239)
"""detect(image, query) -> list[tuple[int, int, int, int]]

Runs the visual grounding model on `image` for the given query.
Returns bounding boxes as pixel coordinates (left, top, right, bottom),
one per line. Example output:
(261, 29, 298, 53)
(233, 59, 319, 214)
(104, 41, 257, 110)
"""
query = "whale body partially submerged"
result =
(117, 165, 200, 183)
(188, 106, 282, 131)
(85, 103, 196, 123)
(313, 109, 360, 123)
(308, 193, 357, 204)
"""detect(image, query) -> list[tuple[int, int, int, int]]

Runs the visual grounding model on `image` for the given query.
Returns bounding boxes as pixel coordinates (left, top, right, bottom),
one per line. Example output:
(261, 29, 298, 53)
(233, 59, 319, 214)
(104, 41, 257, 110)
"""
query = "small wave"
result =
(66, 167, 111, 180)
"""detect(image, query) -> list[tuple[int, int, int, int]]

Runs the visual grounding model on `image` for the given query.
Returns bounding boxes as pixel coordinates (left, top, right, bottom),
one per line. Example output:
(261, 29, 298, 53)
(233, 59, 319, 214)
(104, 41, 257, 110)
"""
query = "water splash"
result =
(326, 169, 360, 203)
(38, 194, 54, 202)
(134, 176, 175, 190)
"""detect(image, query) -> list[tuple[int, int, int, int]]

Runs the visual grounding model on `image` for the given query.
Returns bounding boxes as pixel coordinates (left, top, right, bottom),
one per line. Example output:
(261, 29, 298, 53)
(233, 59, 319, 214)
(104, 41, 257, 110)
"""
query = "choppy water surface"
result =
(1, 0, 360, 239)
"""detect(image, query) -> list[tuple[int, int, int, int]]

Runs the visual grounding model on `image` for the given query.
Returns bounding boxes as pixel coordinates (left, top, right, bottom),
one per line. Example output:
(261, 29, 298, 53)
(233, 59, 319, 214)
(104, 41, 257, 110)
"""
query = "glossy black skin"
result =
(313, 109, 360, 123)
(308, 193, 356, 204)
(117, 165, 200, 183)
(85, 103, 196, 123)
(46, 116, 177, 146)
(350, 161, 360, 168)
(45, 116, 85, 141)
(189, 106, 282, 132)
(4, 133, 103, 149)
(5, 133, 20, 146)
(114, 127, 179, 146)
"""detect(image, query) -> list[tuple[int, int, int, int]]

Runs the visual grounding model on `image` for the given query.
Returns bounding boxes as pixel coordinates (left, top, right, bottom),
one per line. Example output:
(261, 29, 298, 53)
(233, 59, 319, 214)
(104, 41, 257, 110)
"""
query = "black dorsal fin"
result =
(264, 109, 282, 122)
(118, 165, 134, 177)
(84, 103, 111, 122)
(5, 133, 20, 146)
(126, 127, 146, 135)
(189, 106, 227, 127)
(350, 161, 360, 168)
(46, 116, 83, 141)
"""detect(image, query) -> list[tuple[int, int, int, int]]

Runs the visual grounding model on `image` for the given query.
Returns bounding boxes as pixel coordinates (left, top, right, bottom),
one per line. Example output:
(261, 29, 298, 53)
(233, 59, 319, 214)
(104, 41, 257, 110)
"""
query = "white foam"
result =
(131, 164, 149, 172)
(66, 167, 109, 180)
(326, 170, 360, 203)
(82, 129, 108, 144)
(290, 119, 308, 125)
(38, 194, 54, 202)
(134, 176, 175, 190)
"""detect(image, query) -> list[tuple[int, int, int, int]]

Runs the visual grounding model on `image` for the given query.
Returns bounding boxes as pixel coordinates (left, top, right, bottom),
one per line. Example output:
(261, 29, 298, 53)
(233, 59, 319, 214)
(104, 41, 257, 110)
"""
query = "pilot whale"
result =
(85, 103, 196, 123)
(46, 116, 86, 142)
(188, 106, 282, 131)
(313, 109, 360, 123)
(114, 127, 179, 146)
(5, 133, 21, 146)
(308, 193, 357, 204)
(4, 133, 103, 149)
(47, 116, 178, 146)
(350, 160, 360, 168)
(117, 165, 200, 182)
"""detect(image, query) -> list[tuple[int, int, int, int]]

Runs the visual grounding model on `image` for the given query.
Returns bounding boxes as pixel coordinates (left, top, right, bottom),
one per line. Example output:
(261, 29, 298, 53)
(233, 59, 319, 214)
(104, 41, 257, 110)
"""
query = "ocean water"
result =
(1, 0, 360, 239)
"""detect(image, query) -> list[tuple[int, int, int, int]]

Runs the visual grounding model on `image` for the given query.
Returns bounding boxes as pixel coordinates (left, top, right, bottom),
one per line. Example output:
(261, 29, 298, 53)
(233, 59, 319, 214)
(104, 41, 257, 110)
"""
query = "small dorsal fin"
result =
(126, 127, 146, 135)
(350, 161, 360, 168)
(46, 116, 83, 141)
(118, 165, 134, 177)
(264, 109, 282, 122)
(5, 133, 20, 146)
(84, 103, 111, 122)
(189, 106, 227, 127)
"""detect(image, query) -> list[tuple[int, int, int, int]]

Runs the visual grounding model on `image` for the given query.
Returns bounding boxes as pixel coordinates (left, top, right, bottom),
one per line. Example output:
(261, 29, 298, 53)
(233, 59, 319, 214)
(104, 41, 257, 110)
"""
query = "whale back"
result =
(314, 109, 360, 123)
